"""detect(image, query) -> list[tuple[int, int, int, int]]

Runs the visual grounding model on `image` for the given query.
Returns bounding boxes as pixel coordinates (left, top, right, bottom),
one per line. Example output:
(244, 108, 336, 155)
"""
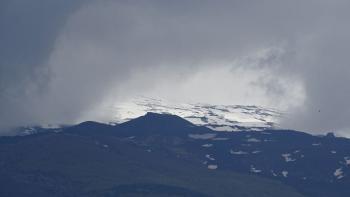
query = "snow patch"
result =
(282, 171, 289, 178)
(202, 144, 213, 148)
(271, 170, 278, 177)
(188, 133, 217, 140)
(334, 168, 344, 179)
(208, 165, 218, 170)
(282, 153, 296, 162)
(230, 150, 248, 155)
(246, 138, 261, 143)
(207, 126, 236, 132)
(250, 165, 262, 173)
(212, 137, 229, 141)
(205, 154, 215, 161)
(344, 157, 350, 165)
(22, 127, 36, 135)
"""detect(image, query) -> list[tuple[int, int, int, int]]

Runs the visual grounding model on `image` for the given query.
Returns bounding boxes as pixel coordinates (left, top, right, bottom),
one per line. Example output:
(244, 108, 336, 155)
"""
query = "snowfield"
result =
(110, 97, 282, 132)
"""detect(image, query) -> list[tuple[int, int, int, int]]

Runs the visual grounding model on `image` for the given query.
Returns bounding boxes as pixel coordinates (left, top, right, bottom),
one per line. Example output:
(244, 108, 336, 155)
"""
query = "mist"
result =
(1, 0, 350, 135)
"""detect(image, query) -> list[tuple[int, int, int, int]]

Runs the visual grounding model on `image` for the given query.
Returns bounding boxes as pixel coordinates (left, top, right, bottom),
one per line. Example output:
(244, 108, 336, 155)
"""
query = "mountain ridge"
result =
(1, 112, 349, 196)
(0, 113, 305, 197)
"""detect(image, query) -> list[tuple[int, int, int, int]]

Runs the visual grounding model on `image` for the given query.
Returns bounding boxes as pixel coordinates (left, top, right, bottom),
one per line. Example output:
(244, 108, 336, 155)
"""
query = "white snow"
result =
(207, 126, 236, 132)
(334, 168, 344, 179)
(22, 127, 36, 135)
(282, 153, 296, 162)
(312, 143, 321, 146)
(230, 150, 248, 155)
(252, 150, 262, 154)
(250, 165, 262, 173)
(344, 157, 350, 165)
(246, 138, 261, 143)
(282, 171, 289, 178)
(188, 133, 217, 140)
(207, 165, 218, 170)
(248, 128, 265, 131)
(109, 96, 282, 132)
(212, 137, 229, 141)
(205, 154, 215, 161)
(103, 144, 109, 148)
(331, 150, 337, 154)
(202, 144, 213, 148)
(40, 124, 61, 129)
(271, 170, 278, 177)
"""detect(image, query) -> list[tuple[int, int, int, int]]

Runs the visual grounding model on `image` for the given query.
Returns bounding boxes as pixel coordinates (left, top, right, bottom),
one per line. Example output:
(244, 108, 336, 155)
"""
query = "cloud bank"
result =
(1, 0, 350, 135)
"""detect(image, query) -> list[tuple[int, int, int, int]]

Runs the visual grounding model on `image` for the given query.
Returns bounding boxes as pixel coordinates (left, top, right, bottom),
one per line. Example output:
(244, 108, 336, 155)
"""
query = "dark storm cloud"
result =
(0, 0, 86, 80)
(1, 0, 350, 135)
(0, 0, 86, 129)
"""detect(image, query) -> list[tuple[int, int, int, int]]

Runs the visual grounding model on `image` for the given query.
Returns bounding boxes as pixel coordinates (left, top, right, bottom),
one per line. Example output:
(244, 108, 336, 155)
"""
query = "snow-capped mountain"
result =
(13, 97, 281, 136)
(111, 97, 282, 131)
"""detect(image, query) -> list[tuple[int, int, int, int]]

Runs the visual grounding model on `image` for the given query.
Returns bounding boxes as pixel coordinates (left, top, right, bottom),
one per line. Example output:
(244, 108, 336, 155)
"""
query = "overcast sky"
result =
(1, 0, 350, 136)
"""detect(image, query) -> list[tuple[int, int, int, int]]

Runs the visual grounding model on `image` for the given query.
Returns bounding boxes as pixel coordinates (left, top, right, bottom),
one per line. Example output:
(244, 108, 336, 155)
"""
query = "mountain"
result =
(0, 113, 305, 197)
(110, 97, 282, 131)
(114, 113, 350, 197)
(2, 113, 350, 196)
(11, 97, 281, 136)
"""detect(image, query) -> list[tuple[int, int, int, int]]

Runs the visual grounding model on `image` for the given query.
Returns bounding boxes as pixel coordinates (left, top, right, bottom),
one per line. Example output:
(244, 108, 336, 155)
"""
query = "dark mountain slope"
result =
(0, 114, 304, 197)
(2, 112, 350, 196)
(116, 112, 213, 136)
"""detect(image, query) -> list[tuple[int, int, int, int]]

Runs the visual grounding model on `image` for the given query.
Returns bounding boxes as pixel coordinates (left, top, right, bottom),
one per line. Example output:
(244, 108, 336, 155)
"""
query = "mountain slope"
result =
(2, 113, 350, 196)
(0, 114, 304, 197)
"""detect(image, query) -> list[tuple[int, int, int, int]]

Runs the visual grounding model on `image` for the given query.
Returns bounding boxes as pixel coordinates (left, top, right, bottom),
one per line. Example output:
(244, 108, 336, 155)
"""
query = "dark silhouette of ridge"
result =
(116, 112, 213, 136)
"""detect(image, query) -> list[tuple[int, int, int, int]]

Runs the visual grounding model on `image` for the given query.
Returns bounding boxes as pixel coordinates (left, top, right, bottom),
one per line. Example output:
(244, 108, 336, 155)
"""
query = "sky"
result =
(1, 0, 350, 136)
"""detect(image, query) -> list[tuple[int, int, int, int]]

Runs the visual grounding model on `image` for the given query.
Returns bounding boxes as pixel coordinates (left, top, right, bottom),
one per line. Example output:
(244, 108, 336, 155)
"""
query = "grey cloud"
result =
(280, 30, 350, 133)
(0, 0, 87, 129)
(1, 0, 350, 135)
